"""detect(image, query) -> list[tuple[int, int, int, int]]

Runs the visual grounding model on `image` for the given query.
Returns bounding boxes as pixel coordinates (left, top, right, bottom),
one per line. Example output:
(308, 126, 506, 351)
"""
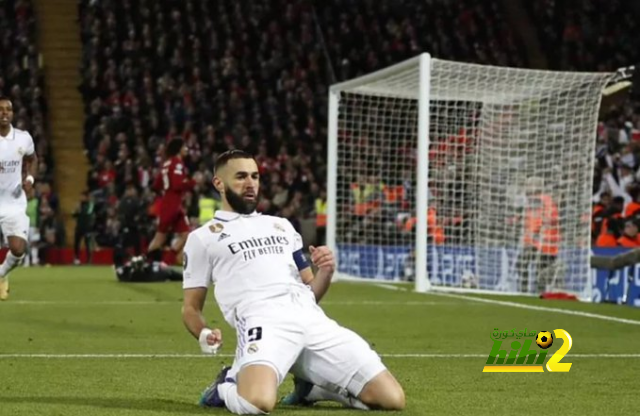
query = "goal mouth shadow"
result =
(0, 396, 205, 414)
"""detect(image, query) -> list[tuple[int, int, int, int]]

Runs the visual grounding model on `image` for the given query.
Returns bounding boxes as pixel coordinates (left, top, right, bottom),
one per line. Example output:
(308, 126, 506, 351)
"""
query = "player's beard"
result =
(225, 185, 258, 214)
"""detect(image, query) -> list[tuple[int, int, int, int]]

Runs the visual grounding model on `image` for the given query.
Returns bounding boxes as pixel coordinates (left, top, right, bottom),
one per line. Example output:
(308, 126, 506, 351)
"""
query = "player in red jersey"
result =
(147, 138, 195, 269)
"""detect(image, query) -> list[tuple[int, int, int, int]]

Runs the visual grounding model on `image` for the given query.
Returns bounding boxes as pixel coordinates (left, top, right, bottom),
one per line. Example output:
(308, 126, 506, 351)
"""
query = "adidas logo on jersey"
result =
(218, 233, 231, 241)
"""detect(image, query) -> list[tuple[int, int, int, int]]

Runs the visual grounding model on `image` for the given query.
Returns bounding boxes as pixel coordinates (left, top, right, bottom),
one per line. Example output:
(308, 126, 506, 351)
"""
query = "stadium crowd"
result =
(0, 0, 63, 264)
(75, 0, 526, 256)
(78, 0, 333, 253)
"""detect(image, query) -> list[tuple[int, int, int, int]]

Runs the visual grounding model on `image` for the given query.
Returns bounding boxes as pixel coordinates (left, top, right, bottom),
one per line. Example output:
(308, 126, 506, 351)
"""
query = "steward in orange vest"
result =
(402, 208, 445, 245)
(591, 191, 611, 237)
(594, 196, 624, 247)
(523, 193, 560, 256)
(516, 177, 560, 293)
(350, 178, 383, 217)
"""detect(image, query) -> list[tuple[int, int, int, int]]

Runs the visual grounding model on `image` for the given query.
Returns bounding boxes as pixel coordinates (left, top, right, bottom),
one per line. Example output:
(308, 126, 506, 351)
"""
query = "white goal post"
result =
(327, 53, 615, 298)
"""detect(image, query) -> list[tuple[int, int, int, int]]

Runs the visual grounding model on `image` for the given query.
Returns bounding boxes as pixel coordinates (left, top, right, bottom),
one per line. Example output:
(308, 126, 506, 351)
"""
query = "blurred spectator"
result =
(39, 181, 59, 213)
(38, 196, 66, 262)
(617, 219, 640, 248)
(72, 191, 95, 264)
(313, 184, 327, 246)
(25, 185, 39, 266)
(117, 184, 143, 255)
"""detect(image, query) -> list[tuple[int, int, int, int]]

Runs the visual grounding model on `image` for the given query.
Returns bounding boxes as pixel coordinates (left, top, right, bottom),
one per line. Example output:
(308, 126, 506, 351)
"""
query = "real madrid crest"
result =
(209, 223, 224, 233)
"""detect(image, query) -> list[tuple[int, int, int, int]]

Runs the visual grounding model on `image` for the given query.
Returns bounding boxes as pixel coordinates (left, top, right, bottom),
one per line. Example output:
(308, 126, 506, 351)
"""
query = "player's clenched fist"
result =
(309, 245, 335, 273)
(22, 176, 34, 193)
(199, 328, 223, 355)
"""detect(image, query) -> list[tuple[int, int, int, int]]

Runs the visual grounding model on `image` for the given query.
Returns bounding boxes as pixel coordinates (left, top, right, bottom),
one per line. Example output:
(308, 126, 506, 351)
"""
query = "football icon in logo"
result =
(536, 331, 553, 349)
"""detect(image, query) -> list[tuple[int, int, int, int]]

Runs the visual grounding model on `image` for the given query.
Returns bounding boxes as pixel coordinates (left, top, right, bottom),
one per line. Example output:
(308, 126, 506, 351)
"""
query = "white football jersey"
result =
(0, 126, 35, 211)
(183, 210, 310, 327)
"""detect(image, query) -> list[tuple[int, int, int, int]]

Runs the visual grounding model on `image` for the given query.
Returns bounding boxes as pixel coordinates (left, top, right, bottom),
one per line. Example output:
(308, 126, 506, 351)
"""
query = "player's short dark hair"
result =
(0, 95, 12, 104)
(214, 149, 256, 174)
(166, 138, 185, 157)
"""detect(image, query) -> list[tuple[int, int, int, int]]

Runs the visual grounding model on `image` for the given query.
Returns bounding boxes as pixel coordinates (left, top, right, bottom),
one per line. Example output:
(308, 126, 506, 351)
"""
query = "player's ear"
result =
(213, 175, 224, 194)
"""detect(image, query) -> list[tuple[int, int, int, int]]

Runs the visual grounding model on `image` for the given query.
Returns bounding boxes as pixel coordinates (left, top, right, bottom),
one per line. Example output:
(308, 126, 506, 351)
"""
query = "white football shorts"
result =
(0, 209, 30, 242)
(225, 288, 386, 397)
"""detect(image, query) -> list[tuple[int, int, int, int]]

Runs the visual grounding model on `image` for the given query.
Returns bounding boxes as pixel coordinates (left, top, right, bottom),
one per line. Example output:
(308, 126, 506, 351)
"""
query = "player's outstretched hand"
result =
(199, 328, 223, 355)
(309, 245, 336, 273)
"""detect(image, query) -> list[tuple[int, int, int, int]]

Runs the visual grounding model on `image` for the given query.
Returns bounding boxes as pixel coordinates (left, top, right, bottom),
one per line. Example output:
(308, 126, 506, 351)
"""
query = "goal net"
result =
(327, 53, 614, 297)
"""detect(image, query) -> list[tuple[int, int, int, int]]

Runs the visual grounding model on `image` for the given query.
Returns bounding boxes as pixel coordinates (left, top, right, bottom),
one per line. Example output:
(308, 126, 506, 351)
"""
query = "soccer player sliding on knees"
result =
(182, 150, 405, 414)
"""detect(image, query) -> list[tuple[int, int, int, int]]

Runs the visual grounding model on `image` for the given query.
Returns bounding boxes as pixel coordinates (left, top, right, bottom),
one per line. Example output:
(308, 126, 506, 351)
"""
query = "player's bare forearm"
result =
(303, 245, 336, 303)
(182, 287, 209, 339)
(591, 249, 640, 270)
(308, 268, 333, 302)
(182, 304, 208, 339)
(23, 154, 37, 178)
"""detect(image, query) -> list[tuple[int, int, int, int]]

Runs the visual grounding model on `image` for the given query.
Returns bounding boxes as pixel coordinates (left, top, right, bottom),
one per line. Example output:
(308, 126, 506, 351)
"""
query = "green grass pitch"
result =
(1, 266, 639, 415)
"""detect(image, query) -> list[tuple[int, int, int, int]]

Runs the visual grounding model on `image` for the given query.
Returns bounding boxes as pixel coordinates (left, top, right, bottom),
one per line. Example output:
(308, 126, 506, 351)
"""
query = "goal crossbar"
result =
(331, 53, 612, 104)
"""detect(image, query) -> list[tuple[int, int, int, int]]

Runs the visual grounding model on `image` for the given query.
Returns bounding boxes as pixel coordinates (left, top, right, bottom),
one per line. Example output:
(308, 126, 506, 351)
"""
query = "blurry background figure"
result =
(25, 185, 40, 266)
(197, 188, 221, 226)
(314, 185, 327, 246)
(515, 177, 561, 293)
(72, 191, 95, 265)
(616, 219, 640, 248)
(117, 184, 142, 255)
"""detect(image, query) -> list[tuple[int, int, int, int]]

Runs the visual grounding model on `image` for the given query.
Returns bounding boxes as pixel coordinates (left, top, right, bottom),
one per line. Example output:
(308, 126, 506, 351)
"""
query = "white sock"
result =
(0, 252, 24, 278)
(31, 247, 39, 265)
(306, 385, 370, 410)
(218, 382, 267, 415)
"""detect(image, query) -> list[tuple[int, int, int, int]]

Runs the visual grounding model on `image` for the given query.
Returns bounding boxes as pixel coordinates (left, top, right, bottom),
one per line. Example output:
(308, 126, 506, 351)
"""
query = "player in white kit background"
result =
(0, 96, 37, 300)
(182, 150, 405, 414)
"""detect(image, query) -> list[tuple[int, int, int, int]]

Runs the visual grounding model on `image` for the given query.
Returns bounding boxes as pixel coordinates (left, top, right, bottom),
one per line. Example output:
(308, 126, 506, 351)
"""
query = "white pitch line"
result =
(427, 292, 640, 326)
(373, 283, 404, 291)
(2, 300, 179, 305)
(380, 353, 640, 358)
(0, 300, 462, 306)
(568, 354, 640, 358)
(0, 354, 233, 359)
(323, 301, 463, 305)
(0, 353, 639, 359)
